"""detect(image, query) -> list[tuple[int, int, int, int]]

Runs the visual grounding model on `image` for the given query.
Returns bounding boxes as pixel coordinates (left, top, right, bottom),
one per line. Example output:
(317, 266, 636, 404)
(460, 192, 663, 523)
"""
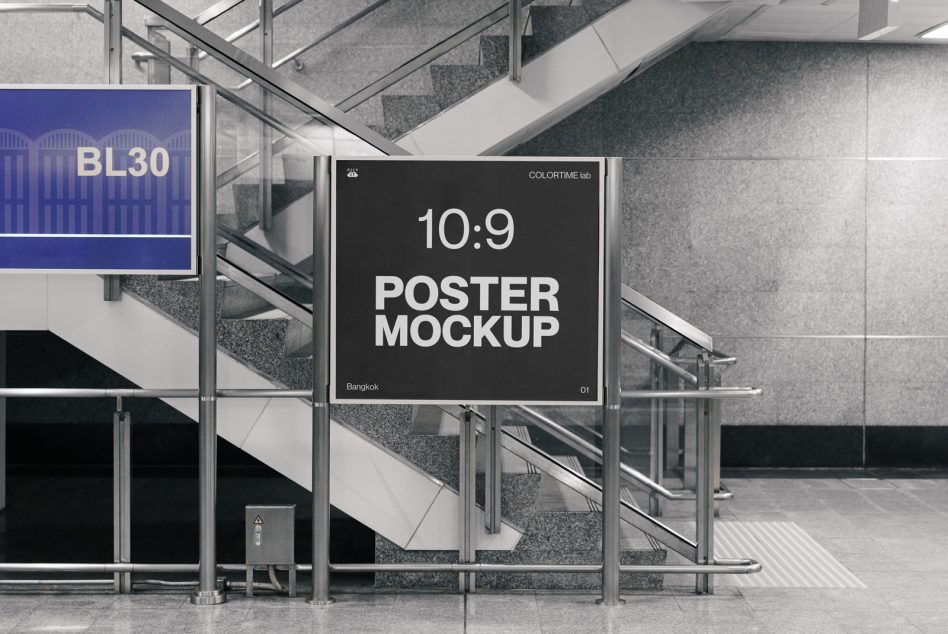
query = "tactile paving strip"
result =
(713, 521, 866, 588)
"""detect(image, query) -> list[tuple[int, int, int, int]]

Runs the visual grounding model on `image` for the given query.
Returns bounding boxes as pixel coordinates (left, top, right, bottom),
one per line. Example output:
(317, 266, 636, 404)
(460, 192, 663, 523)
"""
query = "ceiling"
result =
(692, 0, 948, 43)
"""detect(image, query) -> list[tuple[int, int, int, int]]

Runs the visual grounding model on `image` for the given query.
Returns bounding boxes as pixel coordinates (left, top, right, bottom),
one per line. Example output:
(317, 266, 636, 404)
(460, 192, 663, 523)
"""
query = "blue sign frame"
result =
(0, 85, 197, 274)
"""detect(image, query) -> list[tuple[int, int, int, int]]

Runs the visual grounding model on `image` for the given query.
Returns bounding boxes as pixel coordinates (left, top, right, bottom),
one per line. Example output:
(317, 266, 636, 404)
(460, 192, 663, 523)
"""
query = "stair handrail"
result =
(217, 225, 313, 289)
(621, 331, 698, 385)
(514, 405, 732, 502)
(216, 255, 311, 324)
(131, 0, 385, 85)
(192, 0, 247, 26)
(232, 0, 393, 91)
(124, 27, 322, 153)
(621, 284, 714, 353)
(132, 0, 408, 157)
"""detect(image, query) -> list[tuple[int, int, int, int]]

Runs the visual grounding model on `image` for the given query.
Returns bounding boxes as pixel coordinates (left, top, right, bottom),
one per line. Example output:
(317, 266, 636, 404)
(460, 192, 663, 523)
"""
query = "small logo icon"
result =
(347, 168, 359, 178)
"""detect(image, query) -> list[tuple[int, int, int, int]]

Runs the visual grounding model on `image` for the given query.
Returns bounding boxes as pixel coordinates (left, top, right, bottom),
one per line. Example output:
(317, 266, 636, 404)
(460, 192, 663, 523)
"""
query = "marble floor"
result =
(0, 470, 946, 632)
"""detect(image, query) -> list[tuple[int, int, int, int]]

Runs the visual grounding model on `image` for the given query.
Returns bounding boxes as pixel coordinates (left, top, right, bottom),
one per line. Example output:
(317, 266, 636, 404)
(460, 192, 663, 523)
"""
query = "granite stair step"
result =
(232, 177, 314, 233)
(429, 64, 505, 110)
(528, 5, 590, 52)
(410, 406, 539, 476)
(121, 275, 311, 390)
(375, 505, 666, 590)
(366, 123, 401, 141)
(282, 318, 313, 358)
(479, 34, 541, 71)
(582, 0, 630, 18)
(381, 94, 441, 138)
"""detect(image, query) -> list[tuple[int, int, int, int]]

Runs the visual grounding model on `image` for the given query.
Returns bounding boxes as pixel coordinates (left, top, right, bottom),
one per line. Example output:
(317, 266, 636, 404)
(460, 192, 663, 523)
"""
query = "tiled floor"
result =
(1, 470, 947, 632)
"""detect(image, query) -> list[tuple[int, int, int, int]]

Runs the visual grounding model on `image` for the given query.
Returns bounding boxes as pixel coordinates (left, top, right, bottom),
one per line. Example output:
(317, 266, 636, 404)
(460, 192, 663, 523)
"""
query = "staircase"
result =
(374, 1, 629, 140)
(394, 0, 731, 155)
(0, 0, 747, 590)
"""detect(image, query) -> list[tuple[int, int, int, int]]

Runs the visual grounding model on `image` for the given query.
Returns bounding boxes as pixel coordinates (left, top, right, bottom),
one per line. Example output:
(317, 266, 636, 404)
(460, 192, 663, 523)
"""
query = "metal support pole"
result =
(191, 85, 225, 606)
(113, 399, 131, 593)
(103, 0, 122, 302)
(599, 157, 623, 607)
(649, 328, 664, 517)
(0, 333, 5, 512)
(308, 155, 334, 606)
(258, 0, 273, 231)
(712, 370, 722, 517)
(485, 405, 501, 534)
(459, 408, 477, 593)
(695, 352, 714, 595)
(508, 0, 521, 82)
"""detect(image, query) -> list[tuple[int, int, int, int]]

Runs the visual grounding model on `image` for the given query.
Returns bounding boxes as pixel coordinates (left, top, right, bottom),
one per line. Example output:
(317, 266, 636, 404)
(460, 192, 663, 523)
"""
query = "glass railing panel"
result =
(118, 11, 383, 297)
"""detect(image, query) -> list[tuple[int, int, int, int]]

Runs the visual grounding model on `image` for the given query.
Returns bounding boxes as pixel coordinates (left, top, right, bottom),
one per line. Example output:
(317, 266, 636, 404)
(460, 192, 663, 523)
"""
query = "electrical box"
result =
(245, 504, 295, 565)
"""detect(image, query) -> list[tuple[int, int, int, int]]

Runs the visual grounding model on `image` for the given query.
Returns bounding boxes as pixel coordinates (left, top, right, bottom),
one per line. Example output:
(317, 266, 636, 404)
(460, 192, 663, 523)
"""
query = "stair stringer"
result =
(0, 273, 522, 552)
(397, 0, 730, 156)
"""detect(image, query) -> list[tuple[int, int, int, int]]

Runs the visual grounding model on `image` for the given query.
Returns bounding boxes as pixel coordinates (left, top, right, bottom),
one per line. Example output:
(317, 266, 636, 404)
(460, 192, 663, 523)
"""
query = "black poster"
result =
(330, 157, 603, 405)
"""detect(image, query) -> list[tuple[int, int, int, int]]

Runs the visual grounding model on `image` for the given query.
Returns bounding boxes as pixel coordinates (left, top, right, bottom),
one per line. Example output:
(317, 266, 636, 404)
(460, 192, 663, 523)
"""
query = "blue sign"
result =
(0, 86, 196, 273)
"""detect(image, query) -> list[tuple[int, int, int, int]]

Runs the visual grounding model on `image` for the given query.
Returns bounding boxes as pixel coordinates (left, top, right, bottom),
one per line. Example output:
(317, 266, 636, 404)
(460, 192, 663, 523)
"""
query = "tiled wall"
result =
(514, 42, 948, 428)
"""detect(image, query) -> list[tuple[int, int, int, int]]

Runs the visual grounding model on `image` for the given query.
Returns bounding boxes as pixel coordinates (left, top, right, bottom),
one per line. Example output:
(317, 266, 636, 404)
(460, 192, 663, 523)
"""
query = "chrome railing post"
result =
(599, 157, 623, 607)
(695, 352, 714, 595)
(103, 0, 123, 302)
(649, 327, 664, 517)
(191, 85, 226, 606)
(713, 369, 722, 517)
(112, 398, 131, 593)
(308, 156, 334, 606)
(259, 0, 273, 230)
(145, 17, 171, 84)
(485, 405, 502, 534)
(0, 333, 5, 512)
(508, 0, 521, 82)
(188, 45, 201, 82)
(459, 407, 477, 592)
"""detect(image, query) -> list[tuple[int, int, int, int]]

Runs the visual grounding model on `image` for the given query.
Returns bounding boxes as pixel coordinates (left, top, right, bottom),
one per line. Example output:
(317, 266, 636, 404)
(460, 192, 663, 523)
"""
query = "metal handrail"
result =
(122, 26, 323, 156)
(0, 559, 761, 575)
(622, 284, 714, 353)
(622, 331, 698, 385)
(0, 388, 310, 398)
(622, 388, 761, 400)
(133, 0, 408, 157)
(217, 225, 313, 289)
(0, 3, 93, 15)
(515, 405, 733, 502)
(217, 256, 312, 325)
(132, 0, 306, 66)
(232, 0, 393, 90)
(192, 0, 245, 25)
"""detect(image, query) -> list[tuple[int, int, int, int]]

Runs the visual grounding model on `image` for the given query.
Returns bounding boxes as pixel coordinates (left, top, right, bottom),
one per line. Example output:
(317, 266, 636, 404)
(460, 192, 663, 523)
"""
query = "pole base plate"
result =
(306, 597, 336, 607)
(190, 588, 227, 605)
(595, 598, 626, 607)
